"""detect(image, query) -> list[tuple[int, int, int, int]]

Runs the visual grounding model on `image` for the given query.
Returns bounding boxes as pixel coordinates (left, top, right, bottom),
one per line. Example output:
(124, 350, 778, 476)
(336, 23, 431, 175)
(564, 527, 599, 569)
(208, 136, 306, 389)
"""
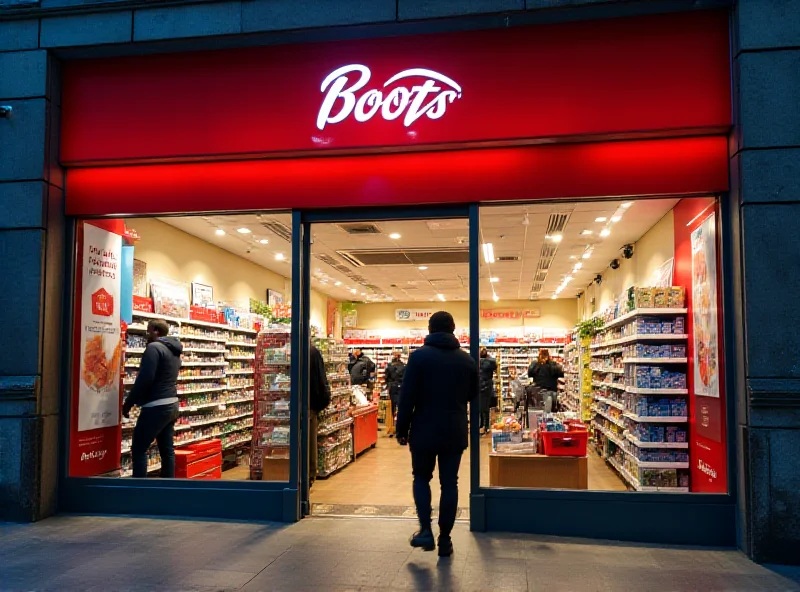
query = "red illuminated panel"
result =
(66, 136, 729, 216)
(61, 11, 731, 164)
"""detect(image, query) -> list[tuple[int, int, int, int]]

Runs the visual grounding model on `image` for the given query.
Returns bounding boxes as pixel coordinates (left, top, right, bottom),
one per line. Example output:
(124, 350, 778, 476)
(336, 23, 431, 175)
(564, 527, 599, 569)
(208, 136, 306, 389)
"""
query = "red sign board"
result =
(91, 288, 114, 317)
(132, 295, 154, 313)
(61, 11, 730, 165)
(481, 309, 540, 320)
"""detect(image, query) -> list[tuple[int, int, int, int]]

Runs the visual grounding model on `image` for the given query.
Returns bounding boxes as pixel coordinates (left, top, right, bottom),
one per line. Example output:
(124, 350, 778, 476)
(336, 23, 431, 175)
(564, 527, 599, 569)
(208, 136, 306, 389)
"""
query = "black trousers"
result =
(131, 402, 179, 478)
(411, 448, 463, 536)
(479, 396, 491, 431)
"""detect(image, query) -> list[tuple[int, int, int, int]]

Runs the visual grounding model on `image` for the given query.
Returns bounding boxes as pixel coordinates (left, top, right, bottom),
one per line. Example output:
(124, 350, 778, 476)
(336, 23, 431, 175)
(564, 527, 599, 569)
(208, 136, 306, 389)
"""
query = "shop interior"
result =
(103, 195, 725, 517)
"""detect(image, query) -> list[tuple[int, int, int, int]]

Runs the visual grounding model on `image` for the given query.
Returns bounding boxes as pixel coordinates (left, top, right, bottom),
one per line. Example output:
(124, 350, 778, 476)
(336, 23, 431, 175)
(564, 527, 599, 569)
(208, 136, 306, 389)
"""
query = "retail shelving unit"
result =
(488, 343, 565, 416)
(589, 305, 691, 492)
(121, 310, 257, 477)
(561, 340, 581, 414)
(315, 338, 355, 478)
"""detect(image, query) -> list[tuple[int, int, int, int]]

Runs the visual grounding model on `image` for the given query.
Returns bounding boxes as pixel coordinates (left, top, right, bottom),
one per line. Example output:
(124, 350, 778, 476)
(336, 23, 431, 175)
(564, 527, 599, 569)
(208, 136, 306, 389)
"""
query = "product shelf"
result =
(126, 347, 145, 354)
(179, 334, 227, 343)
(623, 413, 688, 423)
(225, 369, 254, 375)
(226, 341, 257, 347)
(182, 317, 257, 333)
(178, 374, 225, 381)
(182, 361, 228, 367)
(318, 417, 354, 436)
(600, 308, 688, 331)
(590, 334, 689, 349)
(625, 434, 689, 449)
(623, 358, 688, 365)
(226, 355, 255, 361)
(593, 406, 626, 429)
(183, 348, 226, 354)
(177, 386, 227, 396)
(596, 396, 626, 411)
(592, 381, 625, 390)
(625, 387, 689, 395)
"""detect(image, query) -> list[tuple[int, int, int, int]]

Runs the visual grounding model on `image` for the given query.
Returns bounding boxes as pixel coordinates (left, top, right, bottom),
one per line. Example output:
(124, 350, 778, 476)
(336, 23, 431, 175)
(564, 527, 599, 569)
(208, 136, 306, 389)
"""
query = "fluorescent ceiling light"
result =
(360, 292, 366, 296)
(621, 202, 633, 208)
(389, 233, 401, 240)
(582, 251, 592, 259)
(599, 229, 611, 237)
(215, 229, 225, 236)
(595, 217, 608, 223)
(482, 243, 495, 264)
(548, 234, 563, 243)
(350, 289, 357, 294)
(334, 281, 342, 286)
(551, 295, 557, 300)
(565, 276, 573, 283)
(610, 216, 622, 223)
(489, 277, 499, 283)
(492, 294, 499, 302)
(259, 239, 269, 244)
(437, 294, 446, 302)
(573, 262, 583, 270)
(581, 230, 593, 235)
(418, 266, 428, 271)
(275, 253, 285, 260)
(237, 228, 251, 234)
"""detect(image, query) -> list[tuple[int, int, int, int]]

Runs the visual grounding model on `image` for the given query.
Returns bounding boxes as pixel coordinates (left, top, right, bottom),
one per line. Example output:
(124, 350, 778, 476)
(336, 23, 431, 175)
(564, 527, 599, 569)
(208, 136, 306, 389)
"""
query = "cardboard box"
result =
(489, 453, 588, 489)
(261, 455, 290, 481)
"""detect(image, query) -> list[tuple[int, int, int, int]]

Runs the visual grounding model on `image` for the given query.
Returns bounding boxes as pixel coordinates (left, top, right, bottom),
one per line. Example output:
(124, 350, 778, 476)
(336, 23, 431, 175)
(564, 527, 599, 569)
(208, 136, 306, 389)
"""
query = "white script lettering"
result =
(316, 65, 462, 130)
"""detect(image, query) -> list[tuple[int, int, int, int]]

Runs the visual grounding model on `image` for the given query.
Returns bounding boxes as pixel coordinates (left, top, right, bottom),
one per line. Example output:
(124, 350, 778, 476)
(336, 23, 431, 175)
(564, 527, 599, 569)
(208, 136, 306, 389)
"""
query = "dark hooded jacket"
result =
(350, 354, 375, 385)
(124, 336, 182, 408)
(528, 359, 564, 391)
(479, 356, 497, 403)
(310, 344, 332, 413)
(385, 359, 406, 397)
(396, 332, 478, 452)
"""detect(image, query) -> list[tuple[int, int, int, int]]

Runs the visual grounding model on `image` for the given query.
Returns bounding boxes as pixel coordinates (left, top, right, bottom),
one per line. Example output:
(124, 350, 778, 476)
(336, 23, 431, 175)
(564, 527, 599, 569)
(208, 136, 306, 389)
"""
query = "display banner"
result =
(78, 224, 123, 431)
(481, 309, 540, 319)
(691, 214, 720, 398)
(395, 309, 435, 321)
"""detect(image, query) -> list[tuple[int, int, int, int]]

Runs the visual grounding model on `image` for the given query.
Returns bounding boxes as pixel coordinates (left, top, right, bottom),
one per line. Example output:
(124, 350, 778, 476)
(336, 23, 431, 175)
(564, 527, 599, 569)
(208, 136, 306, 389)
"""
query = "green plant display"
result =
(577, 317, 605, 339)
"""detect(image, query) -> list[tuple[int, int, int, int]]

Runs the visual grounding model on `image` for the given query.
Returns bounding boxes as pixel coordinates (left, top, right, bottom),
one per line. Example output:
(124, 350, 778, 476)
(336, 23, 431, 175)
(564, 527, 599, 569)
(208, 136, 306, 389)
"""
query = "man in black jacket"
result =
(349, 349, 376, 387)
(309, 344, 331, 486)
(384, 351, 406, 422)
(123, 319, 182, 478)
(396, 311, 477, 557)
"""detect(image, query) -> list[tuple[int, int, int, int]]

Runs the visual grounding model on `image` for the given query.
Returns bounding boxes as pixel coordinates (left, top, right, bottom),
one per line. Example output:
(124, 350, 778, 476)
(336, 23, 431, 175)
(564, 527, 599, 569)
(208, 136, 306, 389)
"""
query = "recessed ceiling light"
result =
(581, 230, 593, 235)
(621, 202, 633, 208)
(418, 266, 428, 271)
(569, 255, 577, 260)
(215, 229, 225, 236)
(492, 294, 499, 302)
(360, 292, 366, 296)
(551, 295, 557, 300)
(565, 276, 573, 283)
(489, 277, 499, 283)
(275, 253, 285, 260)
(595, 217, 608, 223)
(573, 262, 583, 270)
(548, 234, 563, 243)
(482, 243, 495, 264)
(610, 216, 622, 223)
(350, 289, 357, 294)
(334, 281, 342, 287)
(582, 251, 592, 259)
(237, 228, 251, 234)
(389, 233, 401, 240)
(437, 294, 446, 302)
(600, 229, 611, 237)
(259, 239, 269, 244)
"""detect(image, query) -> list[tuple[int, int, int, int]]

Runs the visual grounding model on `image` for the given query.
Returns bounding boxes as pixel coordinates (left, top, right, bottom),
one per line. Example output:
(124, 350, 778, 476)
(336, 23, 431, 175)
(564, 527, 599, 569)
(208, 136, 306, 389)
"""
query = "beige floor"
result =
(310, 429, 625, 508)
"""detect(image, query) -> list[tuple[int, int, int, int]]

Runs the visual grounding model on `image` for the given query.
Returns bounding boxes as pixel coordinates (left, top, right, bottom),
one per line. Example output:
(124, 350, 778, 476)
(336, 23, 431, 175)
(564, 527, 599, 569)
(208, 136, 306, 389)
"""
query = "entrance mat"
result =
(312, 503, 469, 521)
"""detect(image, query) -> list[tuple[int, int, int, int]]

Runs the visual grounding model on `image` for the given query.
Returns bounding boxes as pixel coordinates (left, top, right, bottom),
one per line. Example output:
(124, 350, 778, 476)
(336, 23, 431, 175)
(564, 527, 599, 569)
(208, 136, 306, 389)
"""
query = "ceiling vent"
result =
(546, 213, 570, 235)
(260, 220, 292, 242)
(497, 255, 520, 262)
(337, 223, 382, 235)
(337, 247, 469, 267)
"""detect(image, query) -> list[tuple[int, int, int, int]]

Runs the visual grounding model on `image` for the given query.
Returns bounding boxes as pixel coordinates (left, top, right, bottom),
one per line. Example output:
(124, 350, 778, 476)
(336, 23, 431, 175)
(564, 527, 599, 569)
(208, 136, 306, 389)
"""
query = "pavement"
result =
(1, 515, 799, 591)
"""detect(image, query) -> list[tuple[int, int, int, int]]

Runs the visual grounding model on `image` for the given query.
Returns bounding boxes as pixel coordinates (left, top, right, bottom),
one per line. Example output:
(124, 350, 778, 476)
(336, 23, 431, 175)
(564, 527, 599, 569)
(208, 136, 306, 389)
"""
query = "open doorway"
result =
(307, 215, 475, 520)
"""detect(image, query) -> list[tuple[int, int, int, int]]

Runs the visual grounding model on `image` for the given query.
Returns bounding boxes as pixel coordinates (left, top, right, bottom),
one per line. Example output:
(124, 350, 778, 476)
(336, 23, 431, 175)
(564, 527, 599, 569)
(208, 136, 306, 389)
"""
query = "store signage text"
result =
(697, 459, 718, 480)
(481, 309, 541, 319)
(395, 309, 436, 322)
(317, 65, 463, 130)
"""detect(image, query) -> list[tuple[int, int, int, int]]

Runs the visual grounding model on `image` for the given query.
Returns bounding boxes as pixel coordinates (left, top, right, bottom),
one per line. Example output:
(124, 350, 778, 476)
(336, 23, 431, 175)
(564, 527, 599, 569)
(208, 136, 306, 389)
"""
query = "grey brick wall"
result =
(731, 0, 800, 565)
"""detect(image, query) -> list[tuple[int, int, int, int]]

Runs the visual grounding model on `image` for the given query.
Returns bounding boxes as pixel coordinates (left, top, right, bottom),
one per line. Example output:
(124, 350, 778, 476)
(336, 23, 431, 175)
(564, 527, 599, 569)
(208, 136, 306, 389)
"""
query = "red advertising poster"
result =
(70, 221, 125, 477)
(673, 199, 727, 493)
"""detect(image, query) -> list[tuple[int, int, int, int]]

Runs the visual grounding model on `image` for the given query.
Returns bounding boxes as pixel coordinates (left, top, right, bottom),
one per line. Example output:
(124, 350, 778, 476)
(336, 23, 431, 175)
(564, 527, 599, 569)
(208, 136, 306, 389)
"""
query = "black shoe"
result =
(438, 535, 453, 557)
(409, 529, 435, 551)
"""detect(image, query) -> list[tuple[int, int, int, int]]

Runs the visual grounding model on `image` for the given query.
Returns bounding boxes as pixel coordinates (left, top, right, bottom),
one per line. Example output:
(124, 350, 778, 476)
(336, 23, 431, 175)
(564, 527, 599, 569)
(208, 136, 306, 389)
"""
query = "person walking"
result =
(396, 311, 478, 557)
(122, 319, 182, 478)
(384, 351, 406, 425)
(478, 346, 497, 434)
(308, 344, 331, 487)
(527, 348, 564, 413)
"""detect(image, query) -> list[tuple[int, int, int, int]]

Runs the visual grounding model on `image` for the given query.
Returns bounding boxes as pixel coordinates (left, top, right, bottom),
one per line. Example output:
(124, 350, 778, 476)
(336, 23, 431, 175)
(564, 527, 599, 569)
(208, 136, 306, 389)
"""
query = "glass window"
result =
(68, 213, 296, 482)
(479, 198, 728, 493)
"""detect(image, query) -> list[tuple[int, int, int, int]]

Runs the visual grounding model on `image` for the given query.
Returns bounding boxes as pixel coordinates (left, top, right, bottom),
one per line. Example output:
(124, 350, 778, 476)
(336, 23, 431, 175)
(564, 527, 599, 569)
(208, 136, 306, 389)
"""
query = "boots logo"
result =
(316, 65, 462, 131)
(698, 459, 717, 479)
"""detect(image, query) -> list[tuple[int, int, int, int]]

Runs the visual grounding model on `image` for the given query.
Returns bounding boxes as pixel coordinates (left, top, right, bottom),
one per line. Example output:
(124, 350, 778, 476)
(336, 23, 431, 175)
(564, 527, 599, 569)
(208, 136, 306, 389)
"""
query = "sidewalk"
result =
(1, 515, 798, 592)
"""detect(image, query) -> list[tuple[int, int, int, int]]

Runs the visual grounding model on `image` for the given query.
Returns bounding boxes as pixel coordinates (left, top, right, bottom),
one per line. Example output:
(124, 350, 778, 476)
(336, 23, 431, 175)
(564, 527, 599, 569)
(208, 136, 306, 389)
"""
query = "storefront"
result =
(59, 9, 737, 545)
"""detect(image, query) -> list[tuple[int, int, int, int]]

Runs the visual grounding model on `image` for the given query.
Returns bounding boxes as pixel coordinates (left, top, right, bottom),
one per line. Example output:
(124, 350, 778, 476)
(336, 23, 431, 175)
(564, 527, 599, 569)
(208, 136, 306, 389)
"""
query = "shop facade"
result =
(1, 0, 798, 564)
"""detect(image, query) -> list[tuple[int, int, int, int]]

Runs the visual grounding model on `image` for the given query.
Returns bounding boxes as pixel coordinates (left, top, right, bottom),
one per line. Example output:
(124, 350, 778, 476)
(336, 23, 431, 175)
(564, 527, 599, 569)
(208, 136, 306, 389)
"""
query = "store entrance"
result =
(300, 208, 476, 520)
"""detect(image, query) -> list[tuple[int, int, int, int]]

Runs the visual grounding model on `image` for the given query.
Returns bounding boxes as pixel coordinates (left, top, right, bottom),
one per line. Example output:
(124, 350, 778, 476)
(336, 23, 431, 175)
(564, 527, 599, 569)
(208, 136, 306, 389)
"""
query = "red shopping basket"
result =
(541, 429, 588, 457)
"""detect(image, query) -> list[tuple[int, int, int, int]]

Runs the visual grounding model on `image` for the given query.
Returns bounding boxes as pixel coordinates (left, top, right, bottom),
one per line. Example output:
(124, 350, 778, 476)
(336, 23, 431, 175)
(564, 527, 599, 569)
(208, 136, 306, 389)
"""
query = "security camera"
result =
(622, 244, 634, 259)
(610, 259, 620, 270)
(594, 274, 603, 285)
